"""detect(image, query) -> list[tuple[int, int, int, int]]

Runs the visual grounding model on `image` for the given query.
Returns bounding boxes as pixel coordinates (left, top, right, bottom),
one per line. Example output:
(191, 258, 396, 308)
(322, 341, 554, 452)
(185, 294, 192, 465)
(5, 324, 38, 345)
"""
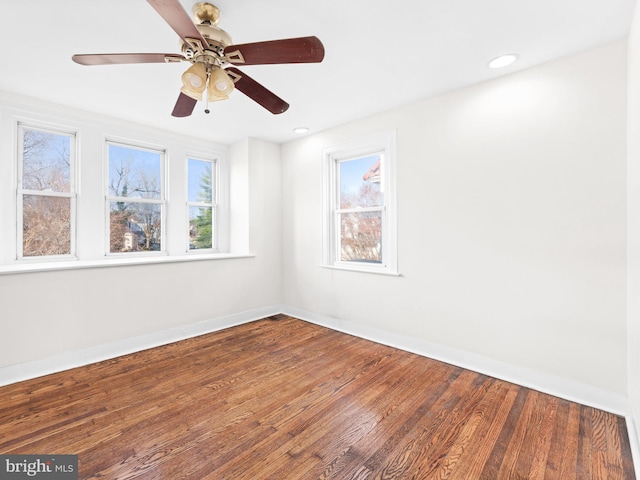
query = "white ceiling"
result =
(0, 0, 635, 145)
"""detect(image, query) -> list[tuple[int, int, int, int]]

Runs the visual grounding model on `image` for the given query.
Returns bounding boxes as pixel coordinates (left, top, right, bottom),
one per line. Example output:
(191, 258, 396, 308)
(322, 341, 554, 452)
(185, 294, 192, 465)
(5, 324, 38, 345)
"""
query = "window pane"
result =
(339, 211, 382, 263)
(109, 202, 162, 252)
(108, 144, 161, 200)
(22, 195, 71, 256)
(188, 159, 213, 203)
(189, 206, 213, 250)
(22, 128, 71, 192)
(339, 155, 382, 209)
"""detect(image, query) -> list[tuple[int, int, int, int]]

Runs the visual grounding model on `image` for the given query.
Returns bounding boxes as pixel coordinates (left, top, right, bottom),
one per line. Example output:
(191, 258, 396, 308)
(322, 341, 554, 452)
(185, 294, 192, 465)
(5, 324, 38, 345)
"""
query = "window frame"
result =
(16, 122, 78, 261)
(322, 130, 398, 275)
(186, 155, 219, 253)
(104, 139, 167, 256)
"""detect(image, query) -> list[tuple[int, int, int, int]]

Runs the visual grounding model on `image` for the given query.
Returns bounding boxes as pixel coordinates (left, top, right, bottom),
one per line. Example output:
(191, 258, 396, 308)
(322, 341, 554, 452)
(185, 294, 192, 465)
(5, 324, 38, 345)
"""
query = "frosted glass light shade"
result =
(207, 67, 234, 101)
(181, 63, 207, 100)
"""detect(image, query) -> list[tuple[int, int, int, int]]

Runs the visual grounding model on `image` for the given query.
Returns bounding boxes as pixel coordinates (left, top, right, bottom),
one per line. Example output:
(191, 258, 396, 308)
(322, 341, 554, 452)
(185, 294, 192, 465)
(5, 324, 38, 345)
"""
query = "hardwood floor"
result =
(0, 316, 635, 479)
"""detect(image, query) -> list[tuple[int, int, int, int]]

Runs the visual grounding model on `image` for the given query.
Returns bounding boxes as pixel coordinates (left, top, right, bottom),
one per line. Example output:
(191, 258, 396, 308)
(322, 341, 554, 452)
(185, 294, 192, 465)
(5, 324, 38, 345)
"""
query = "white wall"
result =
(627, 0, 640, 454)
(0, 96, 282, 371)
(282, 41, 628, 396)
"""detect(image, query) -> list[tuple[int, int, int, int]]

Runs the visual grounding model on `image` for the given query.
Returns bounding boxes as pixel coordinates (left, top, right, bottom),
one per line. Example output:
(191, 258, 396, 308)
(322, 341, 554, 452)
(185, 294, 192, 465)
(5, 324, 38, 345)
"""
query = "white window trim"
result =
(322, 130, 399, 276)
(16, 122, 78, 261)
(0, 252, 256, 275)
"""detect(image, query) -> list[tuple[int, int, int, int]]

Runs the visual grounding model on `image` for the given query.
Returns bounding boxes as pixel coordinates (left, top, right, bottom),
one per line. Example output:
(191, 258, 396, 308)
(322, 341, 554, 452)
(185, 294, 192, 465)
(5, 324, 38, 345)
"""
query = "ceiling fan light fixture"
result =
(207, 67, 234, 100)
(72, 1, 325, 118)
(181, 62, 207, 99)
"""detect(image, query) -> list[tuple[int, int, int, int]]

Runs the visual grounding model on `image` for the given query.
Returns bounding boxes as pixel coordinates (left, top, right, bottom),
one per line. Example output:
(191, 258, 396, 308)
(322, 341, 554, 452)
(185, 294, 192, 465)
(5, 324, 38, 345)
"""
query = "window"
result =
(323, 131, 398, 274)
(17, 124, 76, 258)
(187, 157, 217, 251)
(2, 105, 233, 272)
(106, 142, 165, 254)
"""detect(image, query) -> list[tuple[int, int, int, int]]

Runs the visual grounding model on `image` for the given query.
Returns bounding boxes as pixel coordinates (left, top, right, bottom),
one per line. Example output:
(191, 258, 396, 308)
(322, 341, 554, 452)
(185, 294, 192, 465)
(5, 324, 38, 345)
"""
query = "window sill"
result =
(320, 264, 401, 277)
(0, 252, 256, 275)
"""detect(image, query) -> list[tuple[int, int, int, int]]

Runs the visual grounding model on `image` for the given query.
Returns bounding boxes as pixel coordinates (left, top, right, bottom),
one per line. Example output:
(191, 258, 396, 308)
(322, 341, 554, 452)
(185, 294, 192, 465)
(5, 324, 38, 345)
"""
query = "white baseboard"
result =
(0, 302, 631, 418)
(0, 305, 282, 387)
(281, 305, 631, 417)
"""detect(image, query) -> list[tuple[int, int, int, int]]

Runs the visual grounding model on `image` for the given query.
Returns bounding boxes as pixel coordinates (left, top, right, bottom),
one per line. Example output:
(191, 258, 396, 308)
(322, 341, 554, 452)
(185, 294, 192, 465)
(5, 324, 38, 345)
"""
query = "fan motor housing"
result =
(198, 24, 232, 49)
(181, 25, 231, 63)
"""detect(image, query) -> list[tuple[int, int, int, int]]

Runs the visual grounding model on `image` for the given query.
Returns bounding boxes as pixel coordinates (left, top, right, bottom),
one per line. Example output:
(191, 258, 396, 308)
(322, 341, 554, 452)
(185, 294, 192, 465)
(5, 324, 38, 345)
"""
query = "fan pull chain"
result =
(204, 70, 211, 114)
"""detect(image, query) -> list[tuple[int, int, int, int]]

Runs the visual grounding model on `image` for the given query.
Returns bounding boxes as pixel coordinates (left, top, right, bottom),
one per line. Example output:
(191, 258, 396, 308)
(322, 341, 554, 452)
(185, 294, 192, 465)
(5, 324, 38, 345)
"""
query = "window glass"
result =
(189, 206, 213, 249)
(339, 155, 382, 209)
(108, 144, 161, 200)
(19, 125, 75, 257)
(188, 159, 213, 203)
(22, 196, 71, 256)
(187, 158, 215, 251)
(107, 143, 164, 253)
(339, 210, 382, 263)
(109, 202, 162, 252)
(337, 154, 384, 264)
(22, 129, 71, 192)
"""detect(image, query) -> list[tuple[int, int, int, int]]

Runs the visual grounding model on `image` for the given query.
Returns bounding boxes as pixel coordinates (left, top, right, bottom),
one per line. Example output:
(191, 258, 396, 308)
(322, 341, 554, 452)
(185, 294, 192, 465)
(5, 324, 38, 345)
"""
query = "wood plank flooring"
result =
(0, 316, 635, 479)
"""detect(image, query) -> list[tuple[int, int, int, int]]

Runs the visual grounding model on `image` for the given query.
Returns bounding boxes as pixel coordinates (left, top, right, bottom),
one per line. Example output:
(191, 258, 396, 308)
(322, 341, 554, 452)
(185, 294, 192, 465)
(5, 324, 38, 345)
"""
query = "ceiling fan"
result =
(72, 0, 325, 117)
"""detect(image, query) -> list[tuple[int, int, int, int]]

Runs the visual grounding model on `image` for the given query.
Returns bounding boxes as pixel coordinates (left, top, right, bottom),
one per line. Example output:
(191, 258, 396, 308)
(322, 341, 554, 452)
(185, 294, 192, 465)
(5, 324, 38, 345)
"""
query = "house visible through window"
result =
(17, 124, 76, 258)
(187, 157, 217, 251)
(323, 131, 398, 275)
(106, 142, 165, 254)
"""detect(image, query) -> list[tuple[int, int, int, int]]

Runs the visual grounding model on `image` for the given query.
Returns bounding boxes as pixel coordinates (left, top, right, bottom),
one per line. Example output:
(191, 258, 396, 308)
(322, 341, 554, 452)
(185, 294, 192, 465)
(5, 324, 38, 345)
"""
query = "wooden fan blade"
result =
(147, 0, 208, 46)
(172, 93, 197, 117)
(227, 67, 289, 114)
(224, 36, 325, 65)
(72, 53, 183, 65)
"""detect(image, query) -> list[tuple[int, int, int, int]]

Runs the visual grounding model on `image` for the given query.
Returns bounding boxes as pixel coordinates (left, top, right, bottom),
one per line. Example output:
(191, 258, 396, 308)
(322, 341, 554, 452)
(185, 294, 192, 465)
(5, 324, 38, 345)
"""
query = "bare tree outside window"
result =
(107, 143, 163, 253)
(19, 126, 75, 257)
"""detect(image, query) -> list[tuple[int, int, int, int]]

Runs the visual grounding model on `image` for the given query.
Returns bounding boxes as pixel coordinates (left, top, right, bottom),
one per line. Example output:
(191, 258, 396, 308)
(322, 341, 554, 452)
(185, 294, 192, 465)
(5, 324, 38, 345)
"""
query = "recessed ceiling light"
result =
(488, 53, 518, 69)
(293, 127, 309, 134)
